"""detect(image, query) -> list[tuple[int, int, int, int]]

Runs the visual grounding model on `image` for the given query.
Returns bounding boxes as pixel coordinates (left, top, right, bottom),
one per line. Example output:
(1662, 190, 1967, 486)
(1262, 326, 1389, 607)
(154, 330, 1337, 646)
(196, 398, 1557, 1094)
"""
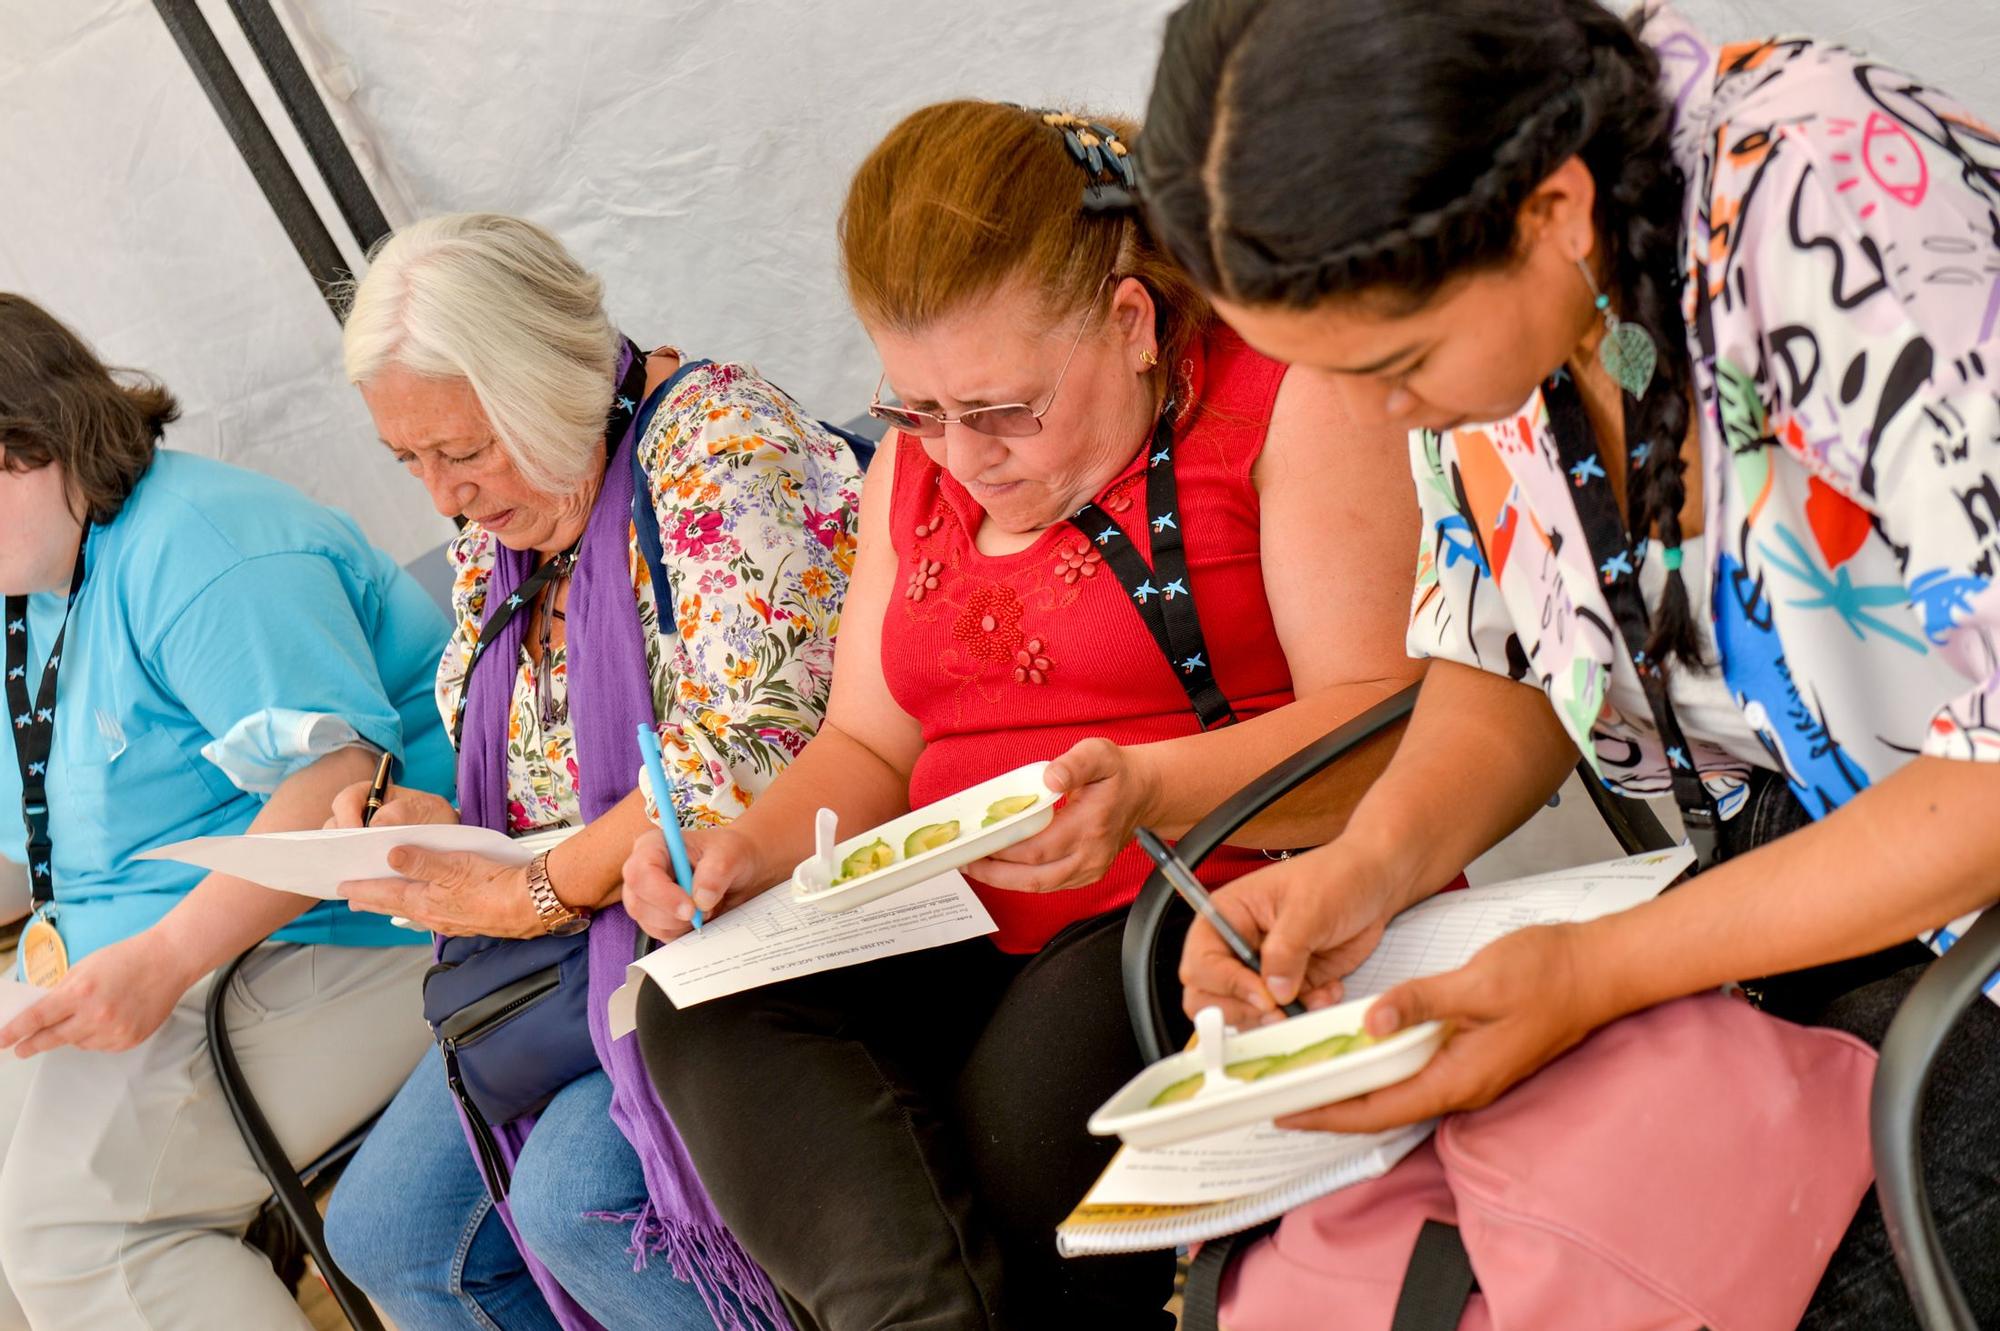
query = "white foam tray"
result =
(790, 761, 1055, 912)
(1090, 996, 1446, 1149)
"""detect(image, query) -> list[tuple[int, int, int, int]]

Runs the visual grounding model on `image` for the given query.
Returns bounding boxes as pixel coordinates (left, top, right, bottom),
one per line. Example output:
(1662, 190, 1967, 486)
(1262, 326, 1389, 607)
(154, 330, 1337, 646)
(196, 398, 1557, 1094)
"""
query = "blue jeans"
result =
(325, 1047, 727, 1330)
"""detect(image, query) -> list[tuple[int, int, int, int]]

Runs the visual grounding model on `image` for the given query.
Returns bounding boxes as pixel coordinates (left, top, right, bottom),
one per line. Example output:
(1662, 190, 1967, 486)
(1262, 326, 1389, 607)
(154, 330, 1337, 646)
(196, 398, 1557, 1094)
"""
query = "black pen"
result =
(361, 751, 395, 828)
(1134, 826, 1308, 1019)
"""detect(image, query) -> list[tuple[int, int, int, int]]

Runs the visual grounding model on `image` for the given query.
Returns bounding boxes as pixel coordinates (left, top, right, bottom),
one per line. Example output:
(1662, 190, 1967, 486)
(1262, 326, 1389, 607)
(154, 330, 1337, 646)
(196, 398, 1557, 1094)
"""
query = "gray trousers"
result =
(0, 942, 430, 1331)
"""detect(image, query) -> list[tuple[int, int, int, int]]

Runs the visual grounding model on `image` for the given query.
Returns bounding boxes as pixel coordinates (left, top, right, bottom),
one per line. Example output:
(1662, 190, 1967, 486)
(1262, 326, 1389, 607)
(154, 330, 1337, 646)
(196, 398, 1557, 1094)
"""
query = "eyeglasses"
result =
(868, 275, 1112, 439)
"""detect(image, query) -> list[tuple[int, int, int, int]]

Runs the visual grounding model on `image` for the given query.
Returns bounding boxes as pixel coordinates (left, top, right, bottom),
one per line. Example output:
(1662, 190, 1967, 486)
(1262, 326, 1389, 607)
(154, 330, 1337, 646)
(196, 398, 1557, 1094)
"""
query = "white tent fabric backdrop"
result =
(0, 0, 1989, 902)
(3, 0, 1994, 565)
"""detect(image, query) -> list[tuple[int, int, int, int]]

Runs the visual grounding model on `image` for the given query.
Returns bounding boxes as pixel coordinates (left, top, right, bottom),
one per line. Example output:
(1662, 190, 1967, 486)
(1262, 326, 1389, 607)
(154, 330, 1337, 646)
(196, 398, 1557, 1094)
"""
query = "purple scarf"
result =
(452, 346, 790, 1331)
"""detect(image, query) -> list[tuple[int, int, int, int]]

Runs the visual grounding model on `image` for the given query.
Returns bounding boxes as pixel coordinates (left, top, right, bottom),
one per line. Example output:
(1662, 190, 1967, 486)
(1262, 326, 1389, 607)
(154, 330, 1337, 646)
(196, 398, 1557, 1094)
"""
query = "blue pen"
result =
(636, 724, 703, 930)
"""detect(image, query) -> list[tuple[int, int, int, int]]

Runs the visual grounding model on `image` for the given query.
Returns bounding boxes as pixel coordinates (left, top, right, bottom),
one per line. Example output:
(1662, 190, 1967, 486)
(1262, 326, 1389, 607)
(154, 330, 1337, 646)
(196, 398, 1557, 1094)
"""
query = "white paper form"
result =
(608, 870, 997, 1033)
(1077, 847, 1694, 1212)
(1340, 846, 1694, 1000)
(0, 979, 42, 1027)
(1084, 1119, 1431, 1206)
(136, 825, 575, 899)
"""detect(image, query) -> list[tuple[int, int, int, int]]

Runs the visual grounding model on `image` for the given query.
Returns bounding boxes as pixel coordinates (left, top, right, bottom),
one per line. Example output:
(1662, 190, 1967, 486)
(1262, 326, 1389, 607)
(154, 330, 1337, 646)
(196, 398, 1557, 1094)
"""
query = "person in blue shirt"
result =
(0, 293, 454, 1331)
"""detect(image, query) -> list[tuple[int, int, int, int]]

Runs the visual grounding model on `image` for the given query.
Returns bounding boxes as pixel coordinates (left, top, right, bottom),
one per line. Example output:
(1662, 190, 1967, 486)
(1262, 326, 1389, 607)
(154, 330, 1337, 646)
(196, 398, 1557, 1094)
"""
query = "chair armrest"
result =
(1871, 907, 2000, 1331)
(1122, 685, 1419, 1063)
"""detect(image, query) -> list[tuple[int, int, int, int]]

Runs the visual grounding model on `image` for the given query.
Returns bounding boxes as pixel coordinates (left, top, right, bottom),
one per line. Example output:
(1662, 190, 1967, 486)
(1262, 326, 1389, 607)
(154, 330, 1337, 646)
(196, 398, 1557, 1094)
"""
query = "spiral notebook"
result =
(1058, 847, 1693, 1256)
(1057, 1120, 1431, 1257)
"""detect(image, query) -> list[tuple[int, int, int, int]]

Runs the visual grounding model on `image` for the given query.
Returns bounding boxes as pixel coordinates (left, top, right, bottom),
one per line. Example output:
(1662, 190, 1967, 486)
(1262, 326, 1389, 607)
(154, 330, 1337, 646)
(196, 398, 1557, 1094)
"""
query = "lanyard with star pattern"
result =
(1068, 402, 1236, 730)
(6, 536, 89, 906)
(1542, 367, 1723, 864)
(449, 342, 650, 748)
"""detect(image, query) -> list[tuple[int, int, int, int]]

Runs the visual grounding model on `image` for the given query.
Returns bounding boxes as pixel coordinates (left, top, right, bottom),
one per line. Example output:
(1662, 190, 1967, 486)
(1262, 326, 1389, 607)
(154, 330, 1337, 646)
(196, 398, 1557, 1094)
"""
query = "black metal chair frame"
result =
(1871, 907, 2000, 1330)
(1122, 682, 1673, 1062)
(206, 944, 387, 1331)
(1120, 681, 1994, 1329)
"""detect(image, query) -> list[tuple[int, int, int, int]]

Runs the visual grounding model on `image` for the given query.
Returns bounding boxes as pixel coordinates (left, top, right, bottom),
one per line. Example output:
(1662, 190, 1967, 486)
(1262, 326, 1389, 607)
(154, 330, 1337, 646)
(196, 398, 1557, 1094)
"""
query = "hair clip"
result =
(1024, 108, 1140, 213)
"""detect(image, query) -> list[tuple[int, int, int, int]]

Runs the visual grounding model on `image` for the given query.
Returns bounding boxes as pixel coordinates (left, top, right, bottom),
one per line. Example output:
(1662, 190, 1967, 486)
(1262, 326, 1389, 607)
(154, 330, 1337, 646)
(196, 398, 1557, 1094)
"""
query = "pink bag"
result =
(1215, 993, 1877, 1331)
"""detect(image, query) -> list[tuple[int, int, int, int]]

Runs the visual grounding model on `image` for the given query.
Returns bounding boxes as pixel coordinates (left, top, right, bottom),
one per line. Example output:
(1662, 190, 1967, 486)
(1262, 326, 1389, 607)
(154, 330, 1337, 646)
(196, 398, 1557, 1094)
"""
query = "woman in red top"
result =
(624, 101, 1421, 1329)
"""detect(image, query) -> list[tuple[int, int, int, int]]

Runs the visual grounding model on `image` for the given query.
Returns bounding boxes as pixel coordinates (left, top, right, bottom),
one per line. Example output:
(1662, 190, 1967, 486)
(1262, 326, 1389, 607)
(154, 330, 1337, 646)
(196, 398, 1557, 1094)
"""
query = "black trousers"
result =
(636, 906, 1178, 1331)
(1782, 950, 2000, 1331)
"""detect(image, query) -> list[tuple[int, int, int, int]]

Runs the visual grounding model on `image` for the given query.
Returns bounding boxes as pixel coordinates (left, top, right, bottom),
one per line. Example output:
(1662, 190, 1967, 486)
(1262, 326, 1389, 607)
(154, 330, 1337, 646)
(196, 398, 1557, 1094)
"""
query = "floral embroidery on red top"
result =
(951, 585, 1025, 662)
(1054, 539, 1102, 585)
(905, 558, 942, 602)
(1103, 489, 1134, 514)
(1013, 636, 1052, 685)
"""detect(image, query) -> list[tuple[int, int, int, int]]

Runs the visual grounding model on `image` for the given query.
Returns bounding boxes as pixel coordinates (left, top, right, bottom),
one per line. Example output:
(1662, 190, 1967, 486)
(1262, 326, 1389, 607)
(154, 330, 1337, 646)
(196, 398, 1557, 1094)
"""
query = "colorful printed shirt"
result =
(1411, 7, 2000, 840)
(438, 360, 862, 831)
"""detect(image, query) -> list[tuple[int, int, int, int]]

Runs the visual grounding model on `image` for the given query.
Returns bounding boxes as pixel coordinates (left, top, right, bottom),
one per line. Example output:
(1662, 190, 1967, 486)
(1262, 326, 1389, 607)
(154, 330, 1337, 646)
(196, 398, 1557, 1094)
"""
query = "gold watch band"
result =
(527, 849, 590, 936)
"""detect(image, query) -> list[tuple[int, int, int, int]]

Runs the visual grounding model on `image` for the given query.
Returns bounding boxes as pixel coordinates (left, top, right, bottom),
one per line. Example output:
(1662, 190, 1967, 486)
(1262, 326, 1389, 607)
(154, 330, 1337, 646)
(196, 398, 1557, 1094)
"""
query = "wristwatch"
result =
(527, 851, 591, 936)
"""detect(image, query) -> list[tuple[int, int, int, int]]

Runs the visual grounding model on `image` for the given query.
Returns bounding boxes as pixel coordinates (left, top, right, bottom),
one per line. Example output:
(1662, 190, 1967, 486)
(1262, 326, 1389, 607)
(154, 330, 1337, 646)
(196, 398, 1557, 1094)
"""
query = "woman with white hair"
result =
(320, 212, 860, 1331)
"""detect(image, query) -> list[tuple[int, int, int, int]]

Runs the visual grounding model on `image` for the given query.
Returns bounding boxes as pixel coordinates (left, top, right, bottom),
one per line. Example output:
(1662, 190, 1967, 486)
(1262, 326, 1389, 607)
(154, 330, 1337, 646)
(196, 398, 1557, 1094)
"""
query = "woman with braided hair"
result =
(1143, 0, 2000, 1325)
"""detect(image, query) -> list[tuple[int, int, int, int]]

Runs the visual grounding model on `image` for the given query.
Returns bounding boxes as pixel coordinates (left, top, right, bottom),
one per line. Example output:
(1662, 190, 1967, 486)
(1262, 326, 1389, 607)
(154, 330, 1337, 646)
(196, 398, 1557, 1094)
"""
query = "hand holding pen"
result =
(1135, 826, 1307, 1019)
(361, 750, 395, 827)
(636, 724, 702, 934)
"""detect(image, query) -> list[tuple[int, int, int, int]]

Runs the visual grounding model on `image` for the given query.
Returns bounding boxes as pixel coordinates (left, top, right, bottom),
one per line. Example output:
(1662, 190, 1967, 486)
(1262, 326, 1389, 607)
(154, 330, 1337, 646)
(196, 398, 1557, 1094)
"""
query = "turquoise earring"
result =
(1576, 258, 1657, 400)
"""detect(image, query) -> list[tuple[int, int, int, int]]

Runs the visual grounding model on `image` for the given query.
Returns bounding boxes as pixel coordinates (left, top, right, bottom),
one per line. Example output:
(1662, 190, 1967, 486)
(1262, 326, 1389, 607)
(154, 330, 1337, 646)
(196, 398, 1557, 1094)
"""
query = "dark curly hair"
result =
(0, 294, 176, 524)
(1142, 0, 1703, 668)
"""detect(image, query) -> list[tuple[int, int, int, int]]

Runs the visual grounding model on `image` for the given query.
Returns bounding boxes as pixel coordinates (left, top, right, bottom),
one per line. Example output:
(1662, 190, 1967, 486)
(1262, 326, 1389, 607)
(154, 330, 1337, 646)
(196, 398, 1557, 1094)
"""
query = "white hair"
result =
(341, 213, 618, 493)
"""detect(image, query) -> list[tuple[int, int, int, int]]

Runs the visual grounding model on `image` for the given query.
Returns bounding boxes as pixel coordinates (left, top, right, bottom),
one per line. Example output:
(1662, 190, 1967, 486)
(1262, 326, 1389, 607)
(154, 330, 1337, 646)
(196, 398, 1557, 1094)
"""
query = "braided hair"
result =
(1143, 0, 1704, 668)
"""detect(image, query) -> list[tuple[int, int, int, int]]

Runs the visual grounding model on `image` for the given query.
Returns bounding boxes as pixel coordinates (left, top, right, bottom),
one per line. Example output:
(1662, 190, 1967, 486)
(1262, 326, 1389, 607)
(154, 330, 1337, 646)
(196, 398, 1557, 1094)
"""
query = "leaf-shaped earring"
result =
(1577, 258, 1657, 400)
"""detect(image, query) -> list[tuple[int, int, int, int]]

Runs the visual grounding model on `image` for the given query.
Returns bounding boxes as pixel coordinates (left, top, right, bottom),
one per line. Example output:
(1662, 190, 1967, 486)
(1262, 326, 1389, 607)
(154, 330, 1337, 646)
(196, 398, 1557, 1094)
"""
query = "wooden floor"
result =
(300, 1267, 359, 1331)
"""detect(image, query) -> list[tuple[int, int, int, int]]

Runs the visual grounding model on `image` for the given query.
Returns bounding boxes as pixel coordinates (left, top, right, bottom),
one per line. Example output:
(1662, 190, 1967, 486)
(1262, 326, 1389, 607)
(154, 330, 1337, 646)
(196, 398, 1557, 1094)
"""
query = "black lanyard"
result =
(1068, 404, 1236, 730)
(1540, 369, 1722, 864)
(450, 342, 650, 749)
(6, 537, 89, 907)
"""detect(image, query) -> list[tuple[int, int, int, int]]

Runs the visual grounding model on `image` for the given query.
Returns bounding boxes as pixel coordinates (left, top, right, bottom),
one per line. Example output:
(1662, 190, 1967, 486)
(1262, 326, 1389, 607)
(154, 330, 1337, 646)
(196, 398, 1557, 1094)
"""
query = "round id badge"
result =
(20, 911, 69, 988)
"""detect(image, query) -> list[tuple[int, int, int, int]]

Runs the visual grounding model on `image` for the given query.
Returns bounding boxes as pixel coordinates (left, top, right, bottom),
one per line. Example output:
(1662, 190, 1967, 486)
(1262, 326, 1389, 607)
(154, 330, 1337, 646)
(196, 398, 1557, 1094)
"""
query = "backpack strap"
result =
(629, 359, 714, 633)
(1182, 1216, 1478, 1331)
(1390, 1219, 1479, 1331)
(629, 360, 877, 637)
(1181, 1218, 1280, 1331)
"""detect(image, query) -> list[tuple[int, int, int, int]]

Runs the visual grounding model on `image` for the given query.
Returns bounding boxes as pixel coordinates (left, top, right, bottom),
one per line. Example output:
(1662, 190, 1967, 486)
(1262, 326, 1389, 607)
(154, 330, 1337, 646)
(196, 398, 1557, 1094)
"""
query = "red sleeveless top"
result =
(883, 326, 1295, 952)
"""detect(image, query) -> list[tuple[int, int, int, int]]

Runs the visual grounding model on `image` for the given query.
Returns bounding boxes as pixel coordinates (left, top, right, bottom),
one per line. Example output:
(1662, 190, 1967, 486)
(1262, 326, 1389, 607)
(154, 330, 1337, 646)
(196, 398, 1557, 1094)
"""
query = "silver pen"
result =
(1135, 826, 1308, 1019)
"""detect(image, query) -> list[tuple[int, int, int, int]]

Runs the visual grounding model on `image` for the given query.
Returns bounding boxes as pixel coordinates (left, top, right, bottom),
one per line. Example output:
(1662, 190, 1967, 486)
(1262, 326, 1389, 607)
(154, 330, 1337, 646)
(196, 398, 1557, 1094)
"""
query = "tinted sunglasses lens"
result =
(962, 406, 1041, 438)
(869, 404, 941, 437)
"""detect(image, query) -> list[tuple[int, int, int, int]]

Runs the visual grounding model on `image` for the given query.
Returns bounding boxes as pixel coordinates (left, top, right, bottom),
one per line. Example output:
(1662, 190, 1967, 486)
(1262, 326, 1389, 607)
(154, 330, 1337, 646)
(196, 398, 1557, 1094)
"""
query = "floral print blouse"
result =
(1409, 9, 1999, 949)
(437, 360, 863, 832)
(501, 645, 581, 832)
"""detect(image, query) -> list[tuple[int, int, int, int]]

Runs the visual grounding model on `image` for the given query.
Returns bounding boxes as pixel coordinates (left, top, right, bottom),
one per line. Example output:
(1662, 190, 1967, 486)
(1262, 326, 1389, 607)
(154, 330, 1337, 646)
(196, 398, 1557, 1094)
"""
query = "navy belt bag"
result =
(422, 931, 598, 1127)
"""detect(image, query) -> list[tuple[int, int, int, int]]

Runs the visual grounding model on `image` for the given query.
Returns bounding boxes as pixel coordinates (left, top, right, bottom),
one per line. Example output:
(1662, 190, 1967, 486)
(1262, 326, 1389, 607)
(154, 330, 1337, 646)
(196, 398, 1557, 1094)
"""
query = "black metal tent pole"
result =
(152, 0, 351, 320)
(221, 0, 393, 255)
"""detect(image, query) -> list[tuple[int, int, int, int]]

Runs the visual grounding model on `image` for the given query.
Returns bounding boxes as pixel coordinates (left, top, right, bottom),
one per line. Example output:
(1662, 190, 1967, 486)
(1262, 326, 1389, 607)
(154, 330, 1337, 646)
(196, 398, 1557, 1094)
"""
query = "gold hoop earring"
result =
(1140, 349, 1158, 369)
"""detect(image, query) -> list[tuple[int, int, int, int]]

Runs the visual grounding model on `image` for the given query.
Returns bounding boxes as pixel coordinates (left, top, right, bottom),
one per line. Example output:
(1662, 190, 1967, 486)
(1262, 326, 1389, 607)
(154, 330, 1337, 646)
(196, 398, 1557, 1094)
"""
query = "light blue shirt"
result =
(0, 451, 455, 962)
